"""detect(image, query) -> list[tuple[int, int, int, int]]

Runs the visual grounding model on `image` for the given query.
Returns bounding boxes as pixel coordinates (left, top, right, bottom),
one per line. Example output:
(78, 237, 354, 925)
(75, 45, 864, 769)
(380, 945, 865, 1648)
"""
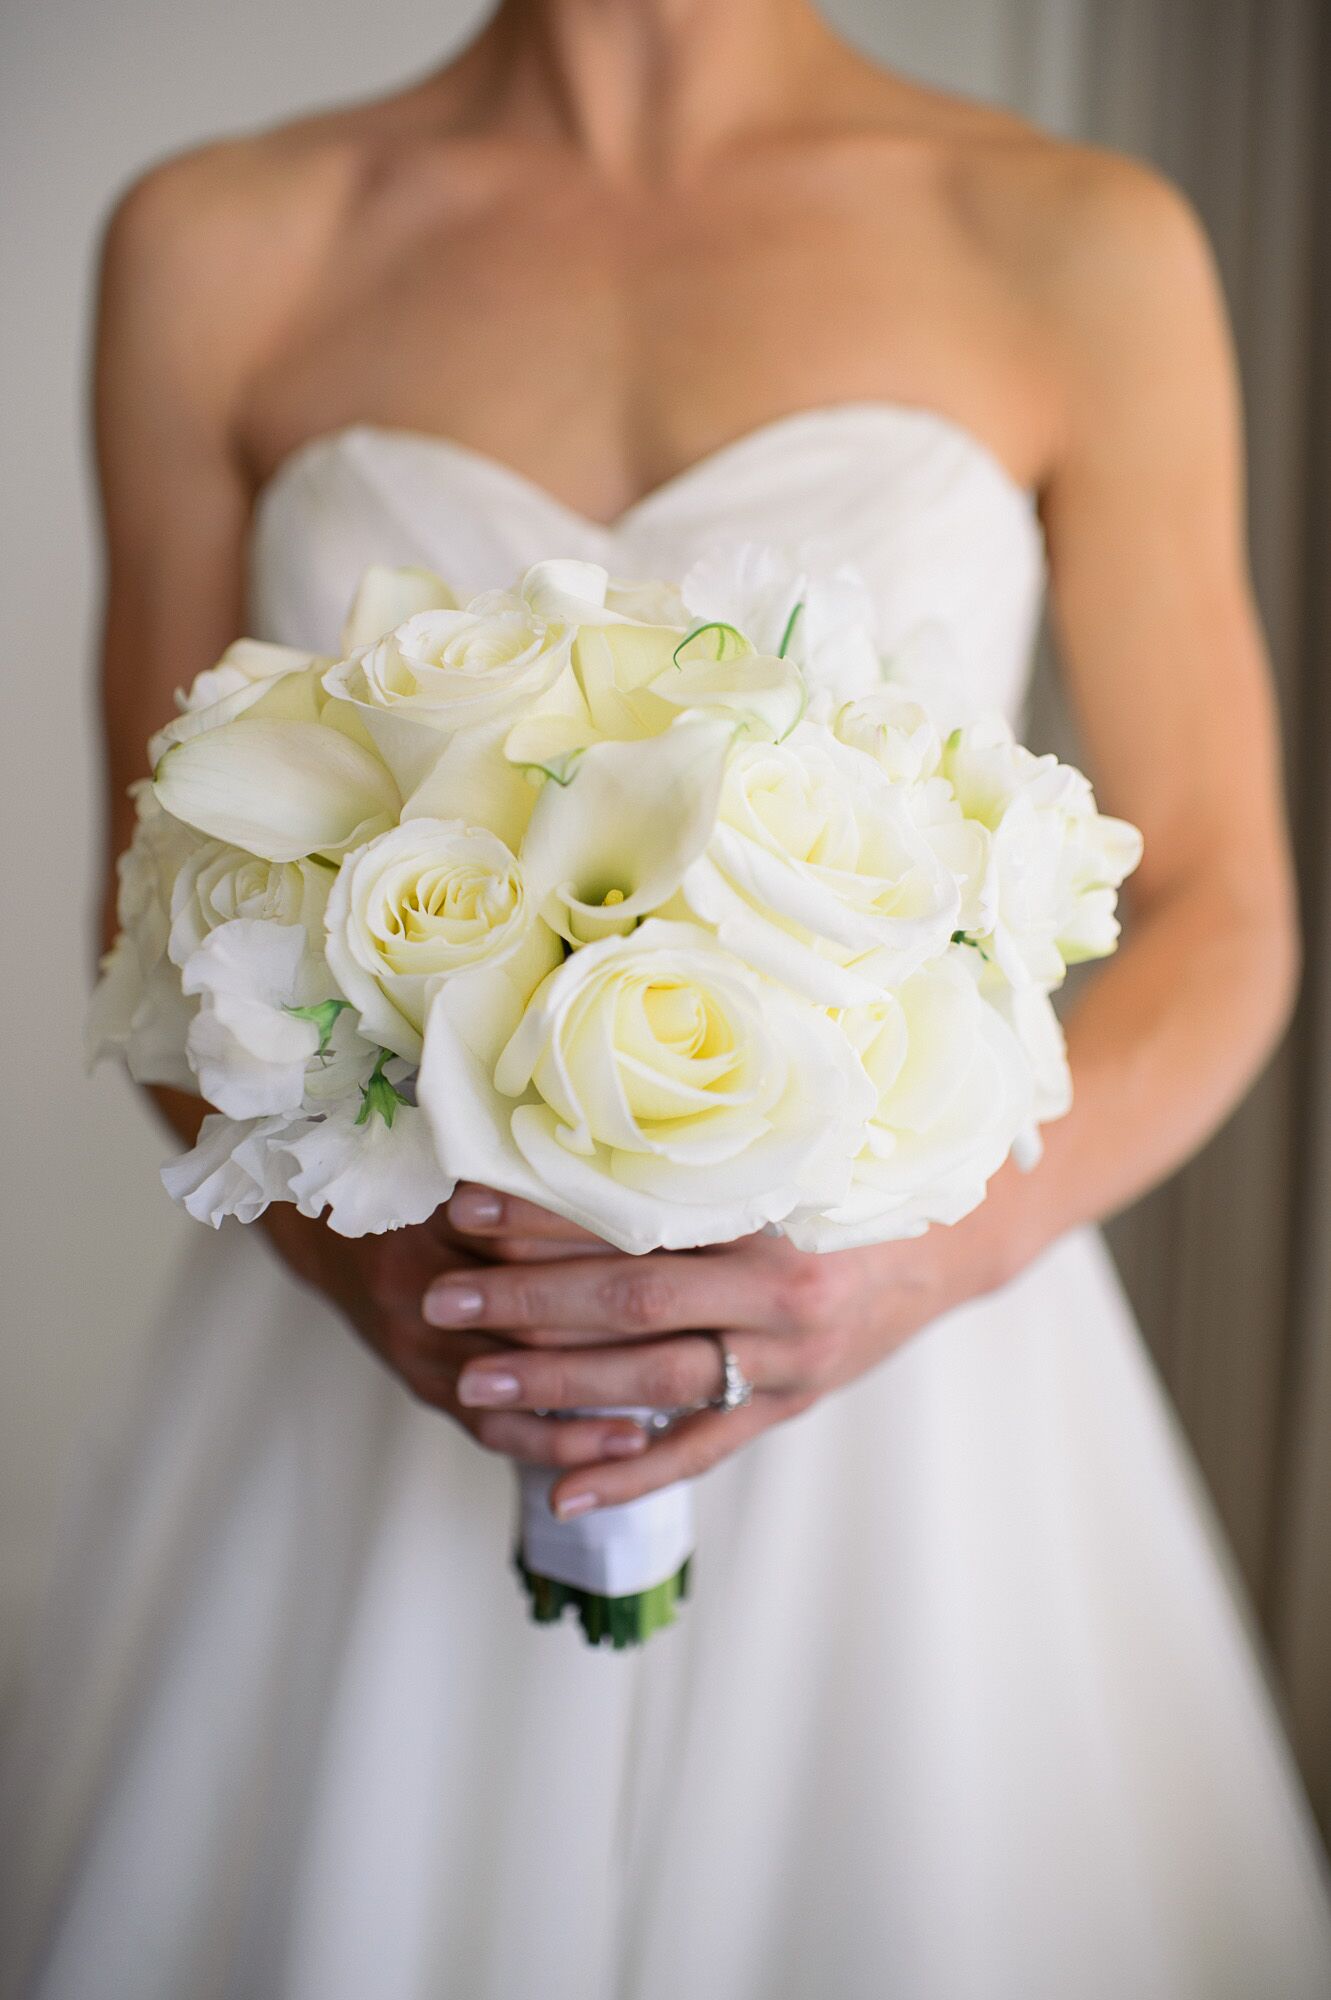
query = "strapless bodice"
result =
(247, 402, 1046, 720)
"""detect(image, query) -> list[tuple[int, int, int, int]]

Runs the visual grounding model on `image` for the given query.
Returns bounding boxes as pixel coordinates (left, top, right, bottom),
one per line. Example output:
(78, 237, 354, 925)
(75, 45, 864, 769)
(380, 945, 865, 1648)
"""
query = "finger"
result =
(548, 1392, 813, 1515)
(391, 1322, 515, 1392)
(444, 1184, 607, 1248)
(454, 1329, 781, 1413)
(466, 1410, 651, 1469)
(422, 1249, 793, 1341)
(470, 1236, 612, 1266)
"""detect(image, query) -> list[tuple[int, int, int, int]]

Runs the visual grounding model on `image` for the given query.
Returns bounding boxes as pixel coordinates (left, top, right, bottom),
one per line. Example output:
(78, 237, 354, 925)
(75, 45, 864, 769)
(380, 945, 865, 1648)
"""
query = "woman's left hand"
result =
(424, 1182, 1026, 1518)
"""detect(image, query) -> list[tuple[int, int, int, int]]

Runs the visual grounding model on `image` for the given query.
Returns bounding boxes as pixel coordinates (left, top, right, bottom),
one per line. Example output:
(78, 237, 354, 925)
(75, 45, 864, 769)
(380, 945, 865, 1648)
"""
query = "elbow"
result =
(1232, 865, 1302, 1071)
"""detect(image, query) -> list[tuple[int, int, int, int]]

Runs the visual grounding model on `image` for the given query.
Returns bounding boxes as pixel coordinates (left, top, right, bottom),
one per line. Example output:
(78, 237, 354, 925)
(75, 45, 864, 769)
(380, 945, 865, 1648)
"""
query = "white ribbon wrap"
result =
(517, 1452, 695, 1597)
(518, 1470, 695, 1595)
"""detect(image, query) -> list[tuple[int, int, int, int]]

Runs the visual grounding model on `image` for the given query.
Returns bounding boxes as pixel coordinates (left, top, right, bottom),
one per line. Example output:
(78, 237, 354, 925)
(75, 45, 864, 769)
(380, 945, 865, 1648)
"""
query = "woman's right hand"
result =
(260, 1196, 652, 1472)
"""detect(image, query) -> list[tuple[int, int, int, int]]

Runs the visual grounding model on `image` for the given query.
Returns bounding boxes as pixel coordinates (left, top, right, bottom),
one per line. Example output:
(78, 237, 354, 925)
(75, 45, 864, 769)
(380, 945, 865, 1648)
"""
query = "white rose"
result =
(324, 819, 562, 1065)
(86, 783, 201, 1088)
(944, 720, 1143, 987)
(168, 842, 333, 969)
(417, 919, 874, 1253)
(323, 565, 575, 745)
(682, 730, 960, 1004)
(785, 952, 1032, 1251)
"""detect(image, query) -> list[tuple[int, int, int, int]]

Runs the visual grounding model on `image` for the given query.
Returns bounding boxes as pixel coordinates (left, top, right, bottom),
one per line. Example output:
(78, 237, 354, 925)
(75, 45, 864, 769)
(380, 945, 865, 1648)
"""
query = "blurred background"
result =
(2, 0, 1328, 1830)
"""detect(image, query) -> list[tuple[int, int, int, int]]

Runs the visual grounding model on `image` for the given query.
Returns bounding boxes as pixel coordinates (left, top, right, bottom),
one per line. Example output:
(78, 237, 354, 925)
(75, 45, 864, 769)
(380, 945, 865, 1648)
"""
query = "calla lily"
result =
(150, 645, 327, 765)
(519, 717, 735, 944)
(340, 564, 458, 651)
(154, 718, 399, 862)
(652, 645, 806, 742)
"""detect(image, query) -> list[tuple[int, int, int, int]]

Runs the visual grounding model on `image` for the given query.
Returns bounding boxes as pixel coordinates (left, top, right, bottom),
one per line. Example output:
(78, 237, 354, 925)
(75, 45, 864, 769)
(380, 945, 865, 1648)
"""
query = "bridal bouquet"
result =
(91, 544, 1141, 1645)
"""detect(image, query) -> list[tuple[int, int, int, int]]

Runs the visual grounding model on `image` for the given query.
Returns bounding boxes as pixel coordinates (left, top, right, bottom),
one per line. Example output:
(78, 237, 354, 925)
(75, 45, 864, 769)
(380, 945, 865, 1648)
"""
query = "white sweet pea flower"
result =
(277, 1088, 454, 1237)
(880, 621, 988, 734)
(340, 564, 458, 651)
(518, 717, 734, 945)
(944, 719, 1143, 987)
(980, 970, 1073, 1126)
(160, 1110, 301, 1227)
(417, 919, 874, 1253)
(154, 718, 400, 864)
(168, 843, 334, 969)
(784, 952, 1033, 1252)
(324, 819, 562, 1066)
(681, 542, 883, 710)
(181, 919, 365, 1119)
(834, 685, 944, 787)
(682, 730, 960, 1004)
(87, 783, 201, 1088)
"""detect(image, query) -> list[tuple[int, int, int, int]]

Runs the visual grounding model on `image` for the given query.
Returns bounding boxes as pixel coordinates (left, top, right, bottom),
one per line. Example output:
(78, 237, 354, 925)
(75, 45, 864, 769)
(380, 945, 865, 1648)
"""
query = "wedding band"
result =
(706, 1334, 753, 1413)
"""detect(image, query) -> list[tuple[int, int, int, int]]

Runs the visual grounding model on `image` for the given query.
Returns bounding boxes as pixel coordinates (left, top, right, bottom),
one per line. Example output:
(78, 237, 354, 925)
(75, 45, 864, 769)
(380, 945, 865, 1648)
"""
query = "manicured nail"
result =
(603, 1431, 647, 1457)
(423, 1283, 484, 1325)
(449, 1189, 503, 1230)
(458, 1369, 521, 1406)
(555, 1491, 597, 1519)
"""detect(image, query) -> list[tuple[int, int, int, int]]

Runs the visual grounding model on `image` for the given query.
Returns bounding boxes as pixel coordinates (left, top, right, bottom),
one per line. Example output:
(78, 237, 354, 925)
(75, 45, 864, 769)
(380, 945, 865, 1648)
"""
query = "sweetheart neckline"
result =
(251, 399, 1042, 543)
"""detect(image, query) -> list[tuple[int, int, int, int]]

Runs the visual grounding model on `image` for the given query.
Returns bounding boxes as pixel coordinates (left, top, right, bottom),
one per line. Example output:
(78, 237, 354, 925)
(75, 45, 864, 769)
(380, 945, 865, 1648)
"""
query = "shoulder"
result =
(98, 114, 360, 318)
(93, 92, 423, 419)
(943, 128, 1227, 384)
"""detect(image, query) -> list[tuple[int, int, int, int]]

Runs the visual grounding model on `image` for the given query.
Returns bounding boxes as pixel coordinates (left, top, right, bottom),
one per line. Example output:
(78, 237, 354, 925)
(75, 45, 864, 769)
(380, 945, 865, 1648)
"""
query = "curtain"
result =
(1012, 0, 1331, 1831)
(833, 0, 1331, 1831)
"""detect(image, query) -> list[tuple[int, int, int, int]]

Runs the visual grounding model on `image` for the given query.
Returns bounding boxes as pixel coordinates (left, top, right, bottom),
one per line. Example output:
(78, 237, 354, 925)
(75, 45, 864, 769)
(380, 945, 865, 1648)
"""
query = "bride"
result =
(6, 0, 1331, 1993)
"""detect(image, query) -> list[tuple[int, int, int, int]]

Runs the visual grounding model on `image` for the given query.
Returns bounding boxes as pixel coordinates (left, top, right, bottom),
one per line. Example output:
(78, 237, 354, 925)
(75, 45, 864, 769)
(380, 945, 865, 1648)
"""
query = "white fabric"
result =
(518, 1463, 695, 1597)
(4, 403, 1330, 1999)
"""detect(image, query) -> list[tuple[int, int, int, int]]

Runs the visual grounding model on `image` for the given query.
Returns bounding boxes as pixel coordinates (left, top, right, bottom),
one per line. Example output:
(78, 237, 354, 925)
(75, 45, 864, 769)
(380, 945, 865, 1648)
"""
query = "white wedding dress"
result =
(5, 405, 1331, 2000)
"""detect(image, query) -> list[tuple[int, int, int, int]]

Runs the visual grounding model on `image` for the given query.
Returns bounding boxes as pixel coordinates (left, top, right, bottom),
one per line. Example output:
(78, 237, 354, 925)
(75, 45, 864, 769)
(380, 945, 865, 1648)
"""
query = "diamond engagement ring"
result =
(706, 1334, 754, 1413)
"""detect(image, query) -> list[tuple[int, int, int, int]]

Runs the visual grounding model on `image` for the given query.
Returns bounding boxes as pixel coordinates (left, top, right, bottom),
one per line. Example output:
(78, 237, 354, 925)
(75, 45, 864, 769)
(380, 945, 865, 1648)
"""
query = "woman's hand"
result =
(259, 1199, 656, 1470)
(419, 1181, 1028, 1519)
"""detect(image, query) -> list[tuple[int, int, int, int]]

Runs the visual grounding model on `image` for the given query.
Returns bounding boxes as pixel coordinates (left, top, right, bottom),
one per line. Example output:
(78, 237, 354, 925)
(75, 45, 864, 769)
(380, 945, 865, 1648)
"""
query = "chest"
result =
(243, 144, 1044, 523)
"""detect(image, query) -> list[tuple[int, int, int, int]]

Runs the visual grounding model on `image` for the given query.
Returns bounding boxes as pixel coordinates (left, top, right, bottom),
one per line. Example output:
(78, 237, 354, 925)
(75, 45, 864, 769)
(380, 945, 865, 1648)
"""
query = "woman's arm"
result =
(432, 162, 1301, 1517)
(92, 153, 655, 1470)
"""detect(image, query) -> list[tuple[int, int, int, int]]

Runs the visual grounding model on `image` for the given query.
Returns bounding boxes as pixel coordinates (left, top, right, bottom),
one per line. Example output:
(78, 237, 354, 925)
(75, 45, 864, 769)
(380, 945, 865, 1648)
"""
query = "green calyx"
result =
(285, 996, 352, 1054)
(356, 1047, 408, 1129)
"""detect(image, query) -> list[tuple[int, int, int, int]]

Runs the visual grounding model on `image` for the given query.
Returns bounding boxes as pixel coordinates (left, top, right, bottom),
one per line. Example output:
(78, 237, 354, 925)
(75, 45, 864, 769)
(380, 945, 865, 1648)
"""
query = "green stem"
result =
(776, 598, 804, 659)
(513, 1550, 692, 1648)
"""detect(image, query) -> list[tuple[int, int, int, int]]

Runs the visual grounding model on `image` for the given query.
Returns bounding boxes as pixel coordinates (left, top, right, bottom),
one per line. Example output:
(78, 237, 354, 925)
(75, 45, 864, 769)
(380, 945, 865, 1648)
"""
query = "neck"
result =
(473, 0, 838, 174)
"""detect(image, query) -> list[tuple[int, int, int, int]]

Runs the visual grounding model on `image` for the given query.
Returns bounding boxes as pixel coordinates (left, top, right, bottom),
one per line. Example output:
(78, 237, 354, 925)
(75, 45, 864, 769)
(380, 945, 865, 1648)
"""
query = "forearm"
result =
(968, 877, 1298, 1280)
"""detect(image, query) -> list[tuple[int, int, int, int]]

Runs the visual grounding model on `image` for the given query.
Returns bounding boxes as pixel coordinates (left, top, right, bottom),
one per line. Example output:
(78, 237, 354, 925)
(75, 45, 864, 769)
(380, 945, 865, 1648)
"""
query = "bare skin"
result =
(94, 0, 1298, 1520)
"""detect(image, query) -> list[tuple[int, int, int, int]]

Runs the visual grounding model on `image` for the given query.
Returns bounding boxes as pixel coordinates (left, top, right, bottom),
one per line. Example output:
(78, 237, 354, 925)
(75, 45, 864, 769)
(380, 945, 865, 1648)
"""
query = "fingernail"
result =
(458, 1369, 521, 1406)
(555, 1491, 597, 1519)
(423, 1283, 484, 1325)
(449, 1189, 503, 1229)
(603, 1430, 647, 1457)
